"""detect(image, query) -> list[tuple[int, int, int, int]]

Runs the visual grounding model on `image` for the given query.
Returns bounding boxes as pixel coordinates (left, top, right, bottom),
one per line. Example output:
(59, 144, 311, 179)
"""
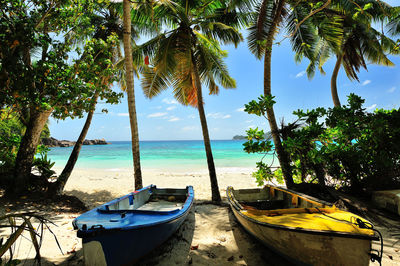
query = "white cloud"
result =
(167, 106, 177, 111)
(245, 120, 253, 123)
(117, 113, 129, 117)
(207, 112, 231, 119)
(162, 98, 178, 105)
(147, 112, 167, 118)
(188, 114, 196, 119)
(388, 87, 396, 93)
(366, 104, 377, 111)
(362, 80, 371, 86)
(182, 126, 197, 131)
(295, 71, 306, 78)
(168, 117, 180, 122)
(247, 125, 256, 129)
(236, 107, 245, 112)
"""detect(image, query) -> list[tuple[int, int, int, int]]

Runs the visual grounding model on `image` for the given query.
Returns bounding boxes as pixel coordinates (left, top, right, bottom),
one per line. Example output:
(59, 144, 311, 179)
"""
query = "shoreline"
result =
(53, 165, 257, 174)
(56, 167, 260, 208)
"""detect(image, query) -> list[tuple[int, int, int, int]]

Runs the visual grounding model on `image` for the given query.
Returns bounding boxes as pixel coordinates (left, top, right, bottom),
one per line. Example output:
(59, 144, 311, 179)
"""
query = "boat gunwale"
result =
(227, 186, 378, 241)
(75, 185, 194, 238)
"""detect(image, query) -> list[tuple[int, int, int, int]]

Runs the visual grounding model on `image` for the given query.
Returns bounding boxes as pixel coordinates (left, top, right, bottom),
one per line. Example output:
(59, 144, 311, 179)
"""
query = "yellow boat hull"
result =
(227, 186, 377, 266)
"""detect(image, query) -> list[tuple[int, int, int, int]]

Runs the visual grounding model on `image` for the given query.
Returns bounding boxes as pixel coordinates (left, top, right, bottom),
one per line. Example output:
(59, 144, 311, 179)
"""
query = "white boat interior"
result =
(232, 186, 330, 210)
(103, 187, 187, 212)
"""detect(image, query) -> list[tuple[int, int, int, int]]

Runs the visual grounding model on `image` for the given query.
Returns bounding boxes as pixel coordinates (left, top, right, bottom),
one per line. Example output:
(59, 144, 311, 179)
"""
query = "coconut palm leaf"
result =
(247, 0, 287, 59)
(286, 3, 318, 62)
(305, 38, 331, 78)
(387, 8, 400, 36)
(198, 21, 243, 46)
(195, 32, 236, 90)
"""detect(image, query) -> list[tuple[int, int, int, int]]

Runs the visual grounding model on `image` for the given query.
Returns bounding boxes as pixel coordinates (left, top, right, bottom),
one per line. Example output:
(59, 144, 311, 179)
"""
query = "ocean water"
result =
(47, 140, 271, 171)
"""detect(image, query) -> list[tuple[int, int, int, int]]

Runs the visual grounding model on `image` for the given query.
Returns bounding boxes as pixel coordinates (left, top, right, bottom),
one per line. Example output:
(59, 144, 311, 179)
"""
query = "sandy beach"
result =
(1, 167, 399, 265)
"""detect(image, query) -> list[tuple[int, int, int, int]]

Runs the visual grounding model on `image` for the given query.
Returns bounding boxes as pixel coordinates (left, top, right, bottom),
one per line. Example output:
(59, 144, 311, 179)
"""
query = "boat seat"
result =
(240, 199, 286, 210)
(104, 189, 153, 211)
(137, 200, 183, 212)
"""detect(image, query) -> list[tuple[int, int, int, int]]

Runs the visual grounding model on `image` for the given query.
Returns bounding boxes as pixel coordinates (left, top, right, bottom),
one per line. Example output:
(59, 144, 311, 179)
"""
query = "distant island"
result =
(41, 137, 109, 147)
(232, 132, 272, 140)
(232, 135, 247, 140)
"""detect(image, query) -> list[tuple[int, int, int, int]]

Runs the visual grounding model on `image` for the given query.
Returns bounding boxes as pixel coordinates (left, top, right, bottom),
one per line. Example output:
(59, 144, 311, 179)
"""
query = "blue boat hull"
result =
(81, 210, 189, 265)
(73, 185, 194, 265)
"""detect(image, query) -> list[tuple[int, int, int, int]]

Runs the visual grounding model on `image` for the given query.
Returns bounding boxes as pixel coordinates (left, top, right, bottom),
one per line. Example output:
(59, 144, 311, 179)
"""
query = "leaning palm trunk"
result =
(330, 54, 343, 107)
(263, 0, 294, 188)
(123, 0, 142, 190)
(50, 92, 99, 195)
(193, 60, 221, 203)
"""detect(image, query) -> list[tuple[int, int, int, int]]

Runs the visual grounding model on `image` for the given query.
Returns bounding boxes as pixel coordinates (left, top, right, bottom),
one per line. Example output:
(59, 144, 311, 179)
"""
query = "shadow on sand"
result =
(138, 208, 196, 265)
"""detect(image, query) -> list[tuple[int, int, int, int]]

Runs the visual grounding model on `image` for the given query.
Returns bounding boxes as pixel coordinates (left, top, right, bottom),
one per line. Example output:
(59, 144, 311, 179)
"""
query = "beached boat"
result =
(73, 185, 194, 265)
(227, 185, 381, 266)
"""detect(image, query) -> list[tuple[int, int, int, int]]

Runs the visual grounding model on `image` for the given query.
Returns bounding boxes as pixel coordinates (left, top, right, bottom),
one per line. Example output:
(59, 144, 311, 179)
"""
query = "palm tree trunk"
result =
(50, 92, 99, 195)
(193, 59, 221, 203)
(264, 0, 294, 188)
(13, 108, 53, 195)
(331, 54, 343, 107)
(123, 0, 142, 190)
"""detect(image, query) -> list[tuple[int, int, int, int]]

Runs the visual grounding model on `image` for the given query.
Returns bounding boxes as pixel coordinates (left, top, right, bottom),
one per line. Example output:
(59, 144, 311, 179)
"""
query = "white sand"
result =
(60, 167, 260, 209)
(1, 167, 399, 265)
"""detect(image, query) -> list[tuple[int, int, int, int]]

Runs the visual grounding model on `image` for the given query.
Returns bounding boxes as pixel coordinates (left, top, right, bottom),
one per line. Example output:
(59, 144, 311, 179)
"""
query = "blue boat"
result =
(72, 185, 194, 265)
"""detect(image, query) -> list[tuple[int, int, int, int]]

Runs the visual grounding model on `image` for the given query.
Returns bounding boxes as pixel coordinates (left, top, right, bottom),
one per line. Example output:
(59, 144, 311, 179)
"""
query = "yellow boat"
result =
(227, 185, 381, 266)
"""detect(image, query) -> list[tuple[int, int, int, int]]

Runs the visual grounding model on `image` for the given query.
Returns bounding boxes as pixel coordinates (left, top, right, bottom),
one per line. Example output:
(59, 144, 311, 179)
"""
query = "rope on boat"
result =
(315, 207, 383, 265)
(353, 218, 383, 266)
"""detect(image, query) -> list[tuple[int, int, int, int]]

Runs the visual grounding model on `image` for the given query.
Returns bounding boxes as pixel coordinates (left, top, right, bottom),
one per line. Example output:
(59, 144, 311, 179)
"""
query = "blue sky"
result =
(50, 3, 400, 141)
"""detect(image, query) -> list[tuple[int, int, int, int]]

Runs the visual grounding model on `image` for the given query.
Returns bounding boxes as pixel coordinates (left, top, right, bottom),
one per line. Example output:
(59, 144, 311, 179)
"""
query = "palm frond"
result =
(141, 66, 171, 98)
(247, 0, 279, 59)
(305, 38, 331, 79)
(286, 3, 317, 62)
(198, 21, 243, 46)
(195, 31, 236, 90)
(387, 7, 400, 36)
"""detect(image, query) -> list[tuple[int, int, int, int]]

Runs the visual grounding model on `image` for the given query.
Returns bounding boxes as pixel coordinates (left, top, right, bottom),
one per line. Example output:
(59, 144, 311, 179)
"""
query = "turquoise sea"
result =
(47, 140, 271, 171)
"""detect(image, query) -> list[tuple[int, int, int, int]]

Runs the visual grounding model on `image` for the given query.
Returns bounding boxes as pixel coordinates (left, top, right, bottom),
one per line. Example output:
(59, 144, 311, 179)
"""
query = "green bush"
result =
(0, 109, 54, 191)
(245, 94, 400, 193)
(0, 110, 23, 175)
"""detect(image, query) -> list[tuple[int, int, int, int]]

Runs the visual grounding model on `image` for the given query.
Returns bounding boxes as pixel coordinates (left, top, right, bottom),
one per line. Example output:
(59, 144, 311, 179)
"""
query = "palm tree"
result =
(136, 0, 244, 202)
(246, 0, 378, 187)
(123, 0, 143, 190)
(247, 0, 294, 187)
(51, 6, 138, 194)
(299, 1, 397, 107)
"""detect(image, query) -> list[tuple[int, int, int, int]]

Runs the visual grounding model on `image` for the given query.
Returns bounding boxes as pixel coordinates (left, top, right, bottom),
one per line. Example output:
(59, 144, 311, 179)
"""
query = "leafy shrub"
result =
(0, 109, 54, 191)
(245, 94, 400, 193)
(0, 110, 23, 179)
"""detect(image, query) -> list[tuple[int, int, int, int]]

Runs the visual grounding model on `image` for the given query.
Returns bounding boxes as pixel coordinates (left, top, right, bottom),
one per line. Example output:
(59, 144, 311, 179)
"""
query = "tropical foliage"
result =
(0, 0, 121, 194)
(295, 1, 398, 106)
(0, 212, 61, 265)
(245, 94, 400, 193)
